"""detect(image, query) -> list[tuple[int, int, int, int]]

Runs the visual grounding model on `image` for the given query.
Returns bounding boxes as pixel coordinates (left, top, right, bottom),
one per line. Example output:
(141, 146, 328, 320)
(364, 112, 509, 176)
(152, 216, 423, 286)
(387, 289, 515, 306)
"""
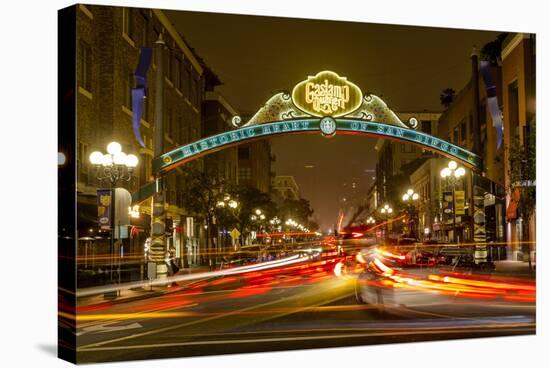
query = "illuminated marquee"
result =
(153, 118, 481, 173)
(148, 70, 482, 180)
(292, 71, 363, 117)
(154, 119, 318, 172)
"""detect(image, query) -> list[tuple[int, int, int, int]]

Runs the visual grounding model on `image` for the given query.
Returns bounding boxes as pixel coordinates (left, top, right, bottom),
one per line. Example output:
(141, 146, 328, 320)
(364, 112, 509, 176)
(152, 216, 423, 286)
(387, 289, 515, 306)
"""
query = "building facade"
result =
(271, 176, 300, 200)
(374, 112, 441, 205)
(237, 141, 273, 193)
(202, 90, 239, 186)
(76, 5, 212, 280)
(501, 33, 536, 261)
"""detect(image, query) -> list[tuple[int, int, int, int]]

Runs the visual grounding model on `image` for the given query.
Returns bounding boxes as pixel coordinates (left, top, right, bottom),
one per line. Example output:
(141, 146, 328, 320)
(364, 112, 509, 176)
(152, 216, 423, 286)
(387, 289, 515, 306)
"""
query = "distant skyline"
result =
(165, 8, 499, 230)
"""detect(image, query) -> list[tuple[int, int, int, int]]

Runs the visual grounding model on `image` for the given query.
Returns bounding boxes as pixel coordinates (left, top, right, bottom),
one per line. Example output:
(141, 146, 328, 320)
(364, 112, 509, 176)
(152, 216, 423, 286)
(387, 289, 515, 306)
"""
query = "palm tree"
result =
(440, 88, 456, 108)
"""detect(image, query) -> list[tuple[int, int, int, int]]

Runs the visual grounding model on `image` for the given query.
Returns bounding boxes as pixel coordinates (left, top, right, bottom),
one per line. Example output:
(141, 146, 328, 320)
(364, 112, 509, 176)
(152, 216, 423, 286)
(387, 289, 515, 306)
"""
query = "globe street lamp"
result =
(89, 142, 138, 292)
(216, 195, 240, 250)
(440, 160, 466, 243)
(402, 188, 420, 238)
(380, 204, 393, 243)
(89, 142, 139, 186)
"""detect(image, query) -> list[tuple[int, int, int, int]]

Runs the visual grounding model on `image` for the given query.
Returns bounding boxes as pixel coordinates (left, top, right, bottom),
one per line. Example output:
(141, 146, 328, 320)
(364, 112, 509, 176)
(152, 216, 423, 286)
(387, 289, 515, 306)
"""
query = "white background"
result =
(0, 0, 548, 366)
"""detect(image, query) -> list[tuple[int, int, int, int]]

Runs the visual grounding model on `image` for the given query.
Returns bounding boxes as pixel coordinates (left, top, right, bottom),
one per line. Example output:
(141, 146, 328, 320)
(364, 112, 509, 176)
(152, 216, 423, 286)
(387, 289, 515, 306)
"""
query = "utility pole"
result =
(150, 33, 167, 279)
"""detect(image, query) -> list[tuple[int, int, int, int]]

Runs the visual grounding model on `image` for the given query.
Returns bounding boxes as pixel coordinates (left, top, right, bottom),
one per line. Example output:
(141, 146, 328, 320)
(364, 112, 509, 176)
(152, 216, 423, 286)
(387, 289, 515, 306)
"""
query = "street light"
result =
(440, 160, 466, 243)
(89, 141, 138, 186)
(89, 141, 138, 293)
(216, 195, 240, 250)
(402, 188, 420, 238)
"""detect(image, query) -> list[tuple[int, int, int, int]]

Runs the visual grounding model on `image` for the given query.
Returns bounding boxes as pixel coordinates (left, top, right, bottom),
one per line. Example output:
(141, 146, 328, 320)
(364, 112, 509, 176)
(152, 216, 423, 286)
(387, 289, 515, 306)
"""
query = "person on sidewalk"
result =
(165, 246, 179, 287)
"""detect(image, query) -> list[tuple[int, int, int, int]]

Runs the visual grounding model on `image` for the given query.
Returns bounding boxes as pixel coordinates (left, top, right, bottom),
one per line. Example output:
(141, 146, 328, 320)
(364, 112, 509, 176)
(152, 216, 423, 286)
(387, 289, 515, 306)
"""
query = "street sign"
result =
(230, 228, 241, 240)
(97, 189, 112, 230)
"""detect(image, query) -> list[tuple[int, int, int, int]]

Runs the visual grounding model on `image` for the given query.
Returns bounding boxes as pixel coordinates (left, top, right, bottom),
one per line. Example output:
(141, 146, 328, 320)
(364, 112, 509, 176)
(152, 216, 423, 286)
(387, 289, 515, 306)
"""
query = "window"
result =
(420, 120, 431, 134)
(165, 51, 172, 82)
(191, 76, 198, 106)
(78, 141, 89, 183)
(122, 67, 134, 109)
(78, 40, 92, 92)
(460, 120, 467, 144)
(178, 114, 185, 143)
(165, 108, 173, 138)
(139, 154, 148, 185)
(183, 63, 191, 97)
(173, 112, 180, 143)
(174, 58, 181, 90)
(238, 147, 250, 160)
(453, 126, 459, 144)
(239, 167, 252, 181)
(122, 8, 134, 41)
(508, 80, 520, 144)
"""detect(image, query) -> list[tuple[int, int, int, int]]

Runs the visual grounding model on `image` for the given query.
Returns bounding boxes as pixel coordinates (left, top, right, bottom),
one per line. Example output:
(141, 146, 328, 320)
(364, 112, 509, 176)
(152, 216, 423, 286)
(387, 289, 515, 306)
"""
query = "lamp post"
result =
(89, 142, 138, 185)
(402, 188, 420, 238)
(380, 204, 393, 243)
(89, 142, 138, 290)
(366, 216, 375, 236)
(216, 195, 239, 251)
(250, 209, 266, 244)
(440, 160, 466, 243)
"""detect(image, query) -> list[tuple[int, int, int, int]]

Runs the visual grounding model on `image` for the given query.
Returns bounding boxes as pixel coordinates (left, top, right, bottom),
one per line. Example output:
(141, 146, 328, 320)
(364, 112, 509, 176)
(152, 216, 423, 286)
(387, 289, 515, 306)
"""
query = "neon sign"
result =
(153, 118, 481, 173)
(146, 70, 482, 192)
(292, 71, 362, 117)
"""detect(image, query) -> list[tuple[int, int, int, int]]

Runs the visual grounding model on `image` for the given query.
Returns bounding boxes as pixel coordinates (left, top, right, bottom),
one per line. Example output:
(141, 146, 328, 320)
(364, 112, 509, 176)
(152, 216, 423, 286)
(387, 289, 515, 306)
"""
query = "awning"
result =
(506, 188, 520, 221)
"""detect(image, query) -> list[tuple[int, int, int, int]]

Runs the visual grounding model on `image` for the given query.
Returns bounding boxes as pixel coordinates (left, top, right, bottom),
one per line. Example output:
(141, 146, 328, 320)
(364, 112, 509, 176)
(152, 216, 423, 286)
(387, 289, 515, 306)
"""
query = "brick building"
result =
(501, 33, 536, 261)
(76, 5, 210, 277)
(271, 176, 300, 200)
(237, 141, 273, 193)
(374, 111, 441, 205)
(202, 90, 239, 186)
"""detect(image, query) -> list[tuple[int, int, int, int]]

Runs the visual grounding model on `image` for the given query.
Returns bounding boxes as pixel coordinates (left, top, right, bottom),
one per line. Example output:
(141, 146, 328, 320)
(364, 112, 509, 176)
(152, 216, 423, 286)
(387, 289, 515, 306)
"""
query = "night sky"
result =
(165, 9, 499, 231)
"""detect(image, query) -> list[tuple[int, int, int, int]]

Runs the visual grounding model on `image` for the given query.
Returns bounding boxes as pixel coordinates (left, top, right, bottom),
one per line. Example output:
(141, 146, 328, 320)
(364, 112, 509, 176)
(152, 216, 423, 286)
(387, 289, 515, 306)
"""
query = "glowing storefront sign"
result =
(292, 71, 362, 117)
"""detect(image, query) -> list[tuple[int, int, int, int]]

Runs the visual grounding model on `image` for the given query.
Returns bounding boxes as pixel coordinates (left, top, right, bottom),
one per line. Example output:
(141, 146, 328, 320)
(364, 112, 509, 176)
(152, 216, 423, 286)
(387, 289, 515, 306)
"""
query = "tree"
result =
(440, 88, 456, 108)
(507, 117, 536, 269)
(179, 167, 226, 265)
(278, 198, 314, 226)
(229, 185, 276, 244)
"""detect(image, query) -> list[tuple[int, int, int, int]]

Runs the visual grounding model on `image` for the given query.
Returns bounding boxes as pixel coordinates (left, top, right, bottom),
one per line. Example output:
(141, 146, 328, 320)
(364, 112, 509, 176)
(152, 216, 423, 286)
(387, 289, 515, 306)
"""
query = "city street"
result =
(56, 5, 538, 364)
(75, 242, 535, 363)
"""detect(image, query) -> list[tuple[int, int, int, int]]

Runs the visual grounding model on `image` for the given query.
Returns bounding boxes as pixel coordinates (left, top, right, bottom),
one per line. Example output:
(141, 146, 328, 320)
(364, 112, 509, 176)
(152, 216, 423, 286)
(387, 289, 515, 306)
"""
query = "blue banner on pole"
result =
(480, 60, 503, 149)
(132, 47, 152, 148)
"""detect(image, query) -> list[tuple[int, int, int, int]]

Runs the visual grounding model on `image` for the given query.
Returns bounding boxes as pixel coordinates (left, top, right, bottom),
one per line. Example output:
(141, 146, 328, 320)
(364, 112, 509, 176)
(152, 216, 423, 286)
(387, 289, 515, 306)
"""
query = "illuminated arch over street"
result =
(152, 71, 482, 175)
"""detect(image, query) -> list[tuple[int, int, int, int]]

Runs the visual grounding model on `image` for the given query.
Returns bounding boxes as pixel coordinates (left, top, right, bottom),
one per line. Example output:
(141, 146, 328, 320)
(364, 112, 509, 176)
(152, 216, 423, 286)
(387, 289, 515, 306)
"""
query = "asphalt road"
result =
(75, 254, 535, 363)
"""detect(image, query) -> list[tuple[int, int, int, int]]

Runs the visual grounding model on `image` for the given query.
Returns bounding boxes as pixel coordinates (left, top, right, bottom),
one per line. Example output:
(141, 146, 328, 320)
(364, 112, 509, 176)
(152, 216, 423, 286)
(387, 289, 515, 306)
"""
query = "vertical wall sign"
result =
(97, 189, 112, 230)
(480, 60, 504, 149)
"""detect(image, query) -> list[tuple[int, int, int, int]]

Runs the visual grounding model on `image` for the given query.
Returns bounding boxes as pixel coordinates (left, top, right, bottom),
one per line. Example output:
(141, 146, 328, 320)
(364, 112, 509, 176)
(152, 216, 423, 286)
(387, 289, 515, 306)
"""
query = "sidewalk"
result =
(493, 260, 536, 277)
(77, 265, 211, 308)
